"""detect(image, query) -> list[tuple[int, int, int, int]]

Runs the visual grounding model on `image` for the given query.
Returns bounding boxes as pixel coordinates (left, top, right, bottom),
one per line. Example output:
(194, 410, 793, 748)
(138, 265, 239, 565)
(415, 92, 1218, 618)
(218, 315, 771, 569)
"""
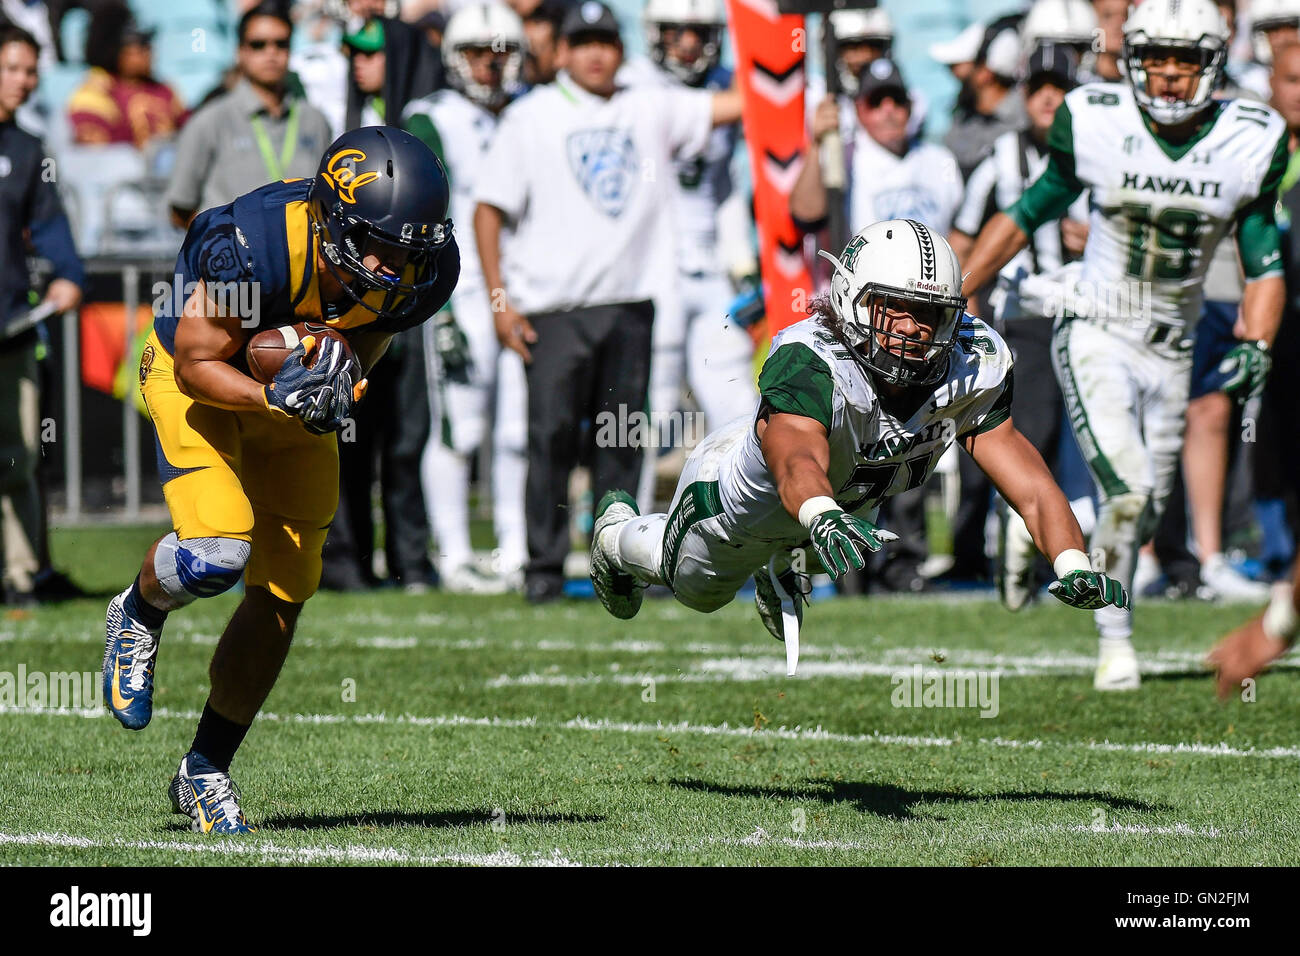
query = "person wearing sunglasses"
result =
(165, 2, 333, 227)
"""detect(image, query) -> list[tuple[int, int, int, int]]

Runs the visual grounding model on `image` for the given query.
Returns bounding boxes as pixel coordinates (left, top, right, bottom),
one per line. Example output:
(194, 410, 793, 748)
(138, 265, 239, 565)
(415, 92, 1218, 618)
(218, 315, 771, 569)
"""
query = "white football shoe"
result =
(440, 560, 509, 595)
(999, 509, 1037, 611)
(1094, 641, 1141, 691)
(1132, 550, 1161, 600)
(1200, 553, 1270, 603)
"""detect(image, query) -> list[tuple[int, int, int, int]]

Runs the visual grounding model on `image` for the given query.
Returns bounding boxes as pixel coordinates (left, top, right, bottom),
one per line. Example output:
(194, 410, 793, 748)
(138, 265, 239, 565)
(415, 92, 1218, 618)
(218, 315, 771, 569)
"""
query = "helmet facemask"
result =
(850, 283, 965, 388)
(1122, 37, 1226, 125)
(647, 21, 723, 85)
(448, 42, 524, 109)
(314, 206, 453, 323)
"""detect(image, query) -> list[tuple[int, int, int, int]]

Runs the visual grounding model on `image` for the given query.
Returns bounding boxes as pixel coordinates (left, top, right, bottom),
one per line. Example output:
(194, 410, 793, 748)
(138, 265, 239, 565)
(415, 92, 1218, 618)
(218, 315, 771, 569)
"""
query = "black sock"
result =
(123, 575, 167, 630)
(189, 701, 251, 773)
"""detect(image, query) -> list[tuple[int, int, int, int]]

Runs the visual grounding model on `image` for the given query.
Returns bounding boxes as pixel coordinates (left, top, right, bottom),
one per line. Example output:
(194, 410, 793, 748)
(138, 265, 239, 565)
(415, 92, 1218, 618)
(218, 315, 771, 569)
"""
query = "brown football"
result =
(245, 322, 354, 384)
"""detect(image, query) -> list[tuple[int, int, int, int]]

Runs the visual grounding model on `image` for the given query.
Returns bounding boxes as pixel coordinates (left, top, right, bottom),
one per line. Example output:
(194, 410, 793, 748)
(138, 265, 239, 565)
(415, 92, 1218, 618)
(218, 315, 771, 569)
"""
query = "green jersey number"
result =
(837, 450, 935, 514)
(1123, 203, 1203, 280)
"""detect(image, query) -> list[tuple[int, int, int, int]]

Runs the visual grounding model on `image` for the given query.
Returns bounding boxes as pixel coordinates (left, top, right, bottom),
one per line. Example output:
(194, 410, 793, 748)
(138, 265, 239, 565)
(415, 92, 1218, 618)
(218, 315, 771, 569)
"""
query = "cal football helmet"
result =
(1121, 0, 1229, 126)
(643, 0, 726, 86)
(442, 2, 527, 110)
(308, 127, 453, 323)
(827, 7, 894, 97)
(818, 220, 967, 389)
(1250, 0, 1300, 64)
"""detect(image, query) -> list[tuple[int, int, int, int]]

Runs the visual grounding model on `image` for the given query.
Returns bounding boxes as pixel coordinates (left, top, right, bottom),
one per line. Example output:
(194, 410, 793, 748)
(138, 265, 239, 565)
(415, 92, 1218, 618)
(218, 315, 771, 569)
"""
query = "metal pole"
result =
(62, 307, 81, 521)
(122, 264, 140, 521)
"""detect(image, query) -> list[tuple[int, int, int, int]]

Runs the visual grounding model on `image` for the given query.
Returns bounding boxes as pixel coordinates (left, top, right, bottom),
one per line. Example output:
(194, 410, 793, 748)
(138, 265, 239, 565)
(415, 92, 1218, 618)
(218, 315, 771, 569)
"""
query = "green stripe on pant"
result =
(659, 480, 723, 587)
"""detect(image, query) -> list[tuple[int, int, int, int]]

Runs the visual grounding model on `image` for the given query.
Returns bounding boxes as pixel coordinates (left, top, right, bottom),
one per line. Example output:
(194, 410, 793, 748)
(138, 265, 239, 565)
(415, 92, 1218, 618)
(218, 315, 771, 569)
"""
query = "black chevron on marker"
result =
(751, 60, 803, 85)
(764, 149, 801, 170)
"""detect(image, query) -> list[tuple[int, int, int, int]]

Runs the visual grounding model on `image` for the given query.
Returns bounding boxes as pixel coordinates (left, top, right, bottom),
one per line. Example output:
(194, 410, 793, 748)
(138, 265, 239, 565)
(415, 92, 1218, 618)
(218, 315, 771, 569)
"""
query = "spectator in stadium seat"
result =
(0, 25, 84, 604)
(165, 3, 332, 227)
(473, 0, 742, 603)
(66, 4, 186, 148)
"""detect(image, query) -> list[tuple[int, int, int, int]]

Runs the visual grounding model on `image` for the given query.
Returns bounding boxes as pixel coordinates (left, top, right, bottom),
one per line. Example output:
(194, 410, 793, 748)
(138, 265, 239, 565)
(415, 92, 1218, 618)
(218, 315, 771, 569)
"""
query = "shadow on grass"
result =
(188, 808, 606, 833)
(667, 778, 1166, 821)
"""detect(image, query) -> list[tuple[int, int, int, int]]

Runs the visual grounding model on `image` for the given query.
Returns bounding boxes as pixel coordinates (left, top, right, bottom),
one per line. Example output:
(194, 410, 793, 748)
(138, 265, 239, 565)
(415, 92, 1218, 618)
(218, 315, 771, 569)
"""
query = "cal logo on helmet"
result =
(322, 148, 380, 204)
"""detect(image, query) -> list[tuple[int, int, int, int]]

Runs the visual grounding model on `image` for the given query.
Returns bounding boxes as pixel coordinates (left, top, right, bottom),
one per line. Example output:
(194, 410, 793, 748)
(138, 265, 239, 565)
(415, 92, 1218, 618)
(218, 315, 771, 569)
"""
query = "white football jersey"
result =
(402, 89, 498, 291)
(474, 74, 713, 314)
(1057, 83, 1286, 331)
(716, 314, 1014, 545)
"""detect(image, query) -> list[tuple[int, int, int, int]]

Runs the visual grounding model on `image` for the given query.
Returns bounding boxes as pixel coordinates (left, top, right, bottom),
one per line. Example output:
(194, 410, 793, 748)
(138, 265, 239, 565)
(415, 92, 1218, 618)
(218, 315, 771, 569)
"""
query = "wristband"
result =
(1262, 586, 1298, 642)
(1052, 548, 1091, 578)
(798, 496, 840, 529)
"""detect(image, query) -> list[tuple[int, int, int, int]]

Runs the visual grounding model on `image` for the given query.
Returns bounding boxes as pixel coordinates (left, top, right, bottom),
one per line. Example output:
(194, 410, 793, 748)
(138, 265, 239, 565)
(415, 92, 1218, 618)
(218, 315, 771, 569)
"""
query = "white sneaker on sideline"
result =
(441, 560, 509, 595)
(1200, 553, 1270, 602)
(1094, 641, 1141, 691)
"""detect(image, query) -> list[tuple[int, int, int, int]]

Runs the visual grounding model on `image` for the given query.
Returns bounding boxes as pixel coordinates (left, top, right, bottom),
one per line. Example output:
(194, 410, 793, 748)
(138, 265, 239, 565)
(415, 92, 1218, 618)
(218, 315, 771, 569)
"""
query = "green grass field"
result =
(1, 525, 1297, 866)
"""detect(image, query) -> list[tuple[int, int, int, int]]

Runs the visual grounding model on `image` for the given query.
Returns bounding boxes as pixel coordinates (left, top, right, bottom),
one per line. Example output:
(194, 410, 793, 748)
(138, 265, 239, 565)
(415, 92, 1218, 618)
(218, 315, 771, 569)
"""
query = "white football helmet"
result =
(643, 0, 726, 86)
(818, 220, 967, 389)
(1020, 0, 1098, 57)
(442, 2, 527, 110)
(827, 8, 894, 96)
(1250, 0, 1300, 64)
(1121, 0, 1228, 127)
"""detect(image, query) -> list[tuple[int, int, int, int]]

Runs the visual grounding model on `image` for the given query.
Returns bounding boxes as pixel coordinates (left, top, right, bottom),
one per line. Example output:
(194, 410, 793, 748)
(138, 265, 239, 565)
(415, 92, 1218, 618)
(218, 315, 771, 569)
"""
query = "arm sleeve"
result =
(756, 343, 835, 432)
(404, 111, 445, 165)
(1236, 129, 1289, 281)
(660, 87, 714, 159)
(472, 108, 527, 221)
(164, 110, 214, 213)
(959, 368, 1015, 439)
(953, 151, 999, 236)
(1006, 101, 1084, 234)
(26, 146, 84, 287)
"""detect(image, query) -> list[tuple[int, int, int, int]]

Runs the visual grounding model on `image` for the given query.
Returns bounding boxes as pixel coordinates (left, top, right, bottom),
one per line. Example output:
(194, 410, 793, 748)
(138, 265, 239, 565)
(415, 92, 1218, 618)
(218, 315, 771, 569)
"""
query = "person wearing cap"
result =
(67, 2, 186, 147)
(340, 13, 441, 133)
(949, 43, 1091, 604)
(939, 17, 1026, 180)
(809, 7, 927, 150)
(473, 0, 743, 603)
(790, 56, 962, 594)
(165, 3, 333, 227)
(792, 58, 962, 248)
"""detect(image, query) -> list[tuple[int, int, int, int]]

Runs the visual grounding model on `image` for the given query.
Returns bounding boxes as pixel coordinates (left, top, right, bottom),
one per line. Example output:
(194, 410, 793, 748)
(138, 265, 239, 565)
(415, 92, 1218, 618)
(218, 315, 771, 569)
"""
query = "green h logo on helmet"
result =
(840, 236, 867, 271)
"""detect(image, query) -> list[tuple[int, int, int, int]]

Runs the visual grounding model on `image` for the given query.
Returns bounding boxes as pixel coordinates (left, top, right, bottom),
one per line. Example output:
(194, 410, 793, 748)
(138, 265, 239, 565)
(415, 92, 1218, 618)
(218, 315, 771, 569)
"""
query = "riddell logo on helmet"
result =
(323, 148, 380, 204)
(908, 279, 949, 294)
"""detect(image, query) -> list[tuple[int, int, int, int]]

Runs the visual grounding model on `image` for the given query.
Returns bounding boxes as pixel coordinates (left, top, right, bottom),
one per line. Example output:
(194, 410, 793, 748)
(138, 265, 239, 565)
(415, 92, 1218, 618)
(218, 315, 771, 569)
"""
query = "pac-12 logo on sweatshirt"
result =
(566, 128, 637, 218)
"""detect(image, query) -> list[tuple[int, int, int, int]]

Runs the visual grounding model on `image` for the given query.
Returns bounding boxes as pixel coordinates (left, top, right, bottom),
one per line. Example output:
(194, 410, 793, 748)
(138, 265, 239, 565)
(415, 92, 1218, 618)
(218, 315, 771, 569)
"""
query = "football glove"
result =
(1048, 570, 1130, 611)
(1218, 340, 1271, 402)
(433, 312, 473, 385)
(807, 510, 898, 579)
(263, 336, 356, 434)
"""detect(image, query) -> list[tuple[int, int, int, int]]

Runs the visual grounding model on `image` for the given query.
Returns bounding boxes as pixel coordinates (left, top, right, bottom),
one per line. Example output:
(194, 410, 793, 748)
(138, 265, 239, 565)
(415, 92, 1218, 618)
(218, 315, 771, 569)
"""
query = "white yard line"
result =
(0, 830, 581, 866)
(4, 704, 1298, 758)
